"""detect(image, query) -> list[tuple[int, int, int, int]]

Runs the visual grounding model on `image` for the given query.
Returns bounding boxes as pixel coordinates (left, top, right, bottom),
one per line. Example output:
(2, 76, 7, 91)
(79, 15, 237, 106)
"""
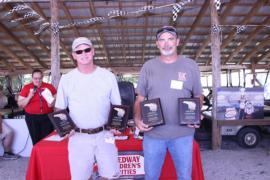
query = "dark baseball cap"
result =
(156, 26, 178, 39)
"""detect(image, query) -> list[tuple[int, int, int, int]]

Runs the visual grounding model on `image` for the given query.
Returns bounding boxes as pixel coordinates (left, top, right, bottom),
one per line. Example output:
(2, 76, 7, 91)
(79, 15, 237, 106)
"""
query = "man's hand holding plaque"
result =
(178, 98, 200, 126)
(140, 98, 165, 127)
(48, 110, 76, 137)
(106, 105, 130, 132)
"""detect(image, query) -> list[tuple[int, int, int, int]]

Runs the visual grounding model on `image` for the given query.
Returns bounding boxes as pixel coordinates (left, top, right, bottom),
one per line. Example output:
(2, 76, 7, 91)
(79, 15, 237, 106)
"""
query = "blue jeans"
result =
(143, 135, 193, 180)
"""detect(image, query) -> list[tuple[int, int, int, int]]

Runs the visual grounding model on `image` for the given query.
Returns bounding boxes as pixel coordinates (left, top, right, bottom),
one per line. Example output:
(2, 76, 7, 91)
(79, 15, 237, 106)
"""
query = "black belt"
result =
(74, 126, 104, 134)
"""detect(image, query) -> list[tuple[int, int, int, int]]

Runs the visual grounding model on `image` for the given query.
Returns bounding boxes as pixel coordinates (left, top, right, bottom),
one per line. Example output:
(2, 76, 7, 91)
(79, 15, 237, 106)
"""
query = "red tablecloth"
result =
(26, 132, 204, 180)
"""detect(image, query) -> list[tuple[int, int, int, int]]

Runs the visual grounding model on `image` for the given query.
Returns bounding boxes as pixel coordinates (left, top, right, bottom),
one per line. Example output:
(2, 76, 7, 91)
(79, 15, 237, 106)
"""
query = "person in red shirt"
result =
(18, 69, 57, 145)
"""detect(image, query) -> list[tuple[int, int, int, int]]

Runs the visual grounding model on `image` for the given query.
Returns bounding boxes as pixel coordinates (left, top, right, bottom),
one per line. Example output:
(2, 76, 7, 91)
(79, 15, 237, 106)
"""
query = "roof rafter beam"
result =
(238, 35, 270, 64)
(0, 43, 32, 71)
(179, 0, 209, 54)
(216, 0, 263, 65)
(195, 0, 240, 62)
(254, 49, 270, 64)
(30, 2, 76, 66)
(60, 2, 80, 37)
(0, 22, 47, 69)
(223, 17, 270, 65)
(0, 56, 15, 72)
(141, 0, 152, 63)
(88, 0, 110, 64)
(118, 0, 127, 63)
(4, 4, 49, 68)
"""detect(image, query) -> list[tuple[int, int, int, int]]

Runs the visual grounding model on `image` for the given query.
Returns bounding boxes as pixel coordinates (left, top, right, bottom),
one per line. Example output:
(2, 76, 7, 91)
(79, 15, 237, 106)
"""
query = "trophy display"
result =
(178, 98, 200, 125)
(48, 110, 76, 137)
(140, 98, 165, 127)
(106, 105, 130, 132)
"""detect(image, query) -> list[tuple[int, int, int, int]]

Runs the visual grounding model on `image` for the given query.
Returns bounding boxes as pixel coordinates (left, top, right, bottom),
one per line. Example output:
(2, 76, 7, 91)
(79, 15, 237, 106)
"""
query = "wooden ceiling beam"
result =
(118, 0, 127, 63)
(88, 0, 110, 64)
(238, 35, 270, 64)
(214, 0, 263, 65)
(5, 10, 49, 55)
(39, 24, 211, 30)
(0, 22, 47, 69)
(141, 0, 152, 64)
(254, 49, 270, 64)
(0, 55, 15, 72)
(60, 2, 80, 37)
(4, 4, 49, 68)
(8, 0, 258, 6)
(194, 0, 240, 62)
(179, 0, 209, 54)
(223, 16, 270, 65)
(0, 69, 33, 76)
(0, 43, 32, 71)
(30, 2, 76, 66)
(94, 64, 265, 74)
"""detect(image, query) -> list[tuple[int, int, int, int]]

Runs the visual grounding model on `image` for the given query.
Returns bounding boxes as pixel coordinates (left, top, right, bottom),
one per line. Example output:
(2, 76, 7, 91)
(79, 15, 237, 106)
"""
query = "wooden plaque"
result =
(140, 98, 165, 127)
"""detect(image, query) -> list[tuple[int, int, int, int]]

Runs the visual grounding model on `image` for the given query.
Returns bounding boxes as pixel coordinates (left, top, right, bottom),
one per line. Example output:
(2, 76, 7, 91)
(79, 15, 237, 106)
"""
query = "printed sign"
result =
(118, 151, 144, 179)
(217, 87, 264, 120)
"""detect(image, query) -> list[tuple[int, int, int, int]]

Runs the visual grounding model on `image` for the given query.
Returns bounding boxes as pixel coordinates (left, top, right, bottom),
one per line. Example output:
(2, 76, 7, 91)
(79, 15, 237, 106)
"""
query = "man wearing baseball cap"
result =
(134, 26, 203, 180)
(55, 37, 121, 179)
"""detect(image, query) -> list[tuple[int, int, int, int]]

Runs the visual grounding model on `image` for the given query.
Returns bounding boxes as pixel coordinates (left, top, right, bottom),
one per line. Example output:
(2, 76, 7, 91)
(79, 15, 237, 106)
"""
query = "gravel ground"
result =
(0, 157, 28, 180)
(0, 138, 270, 180)
(202, 148, 270, 180)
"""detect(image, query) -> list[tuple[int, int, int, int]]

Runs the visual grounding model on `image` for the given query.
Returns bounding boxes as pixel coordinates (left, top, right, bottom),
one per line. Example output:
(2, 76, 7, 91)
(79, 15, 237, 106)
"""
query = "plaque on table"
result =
(106, 105, 130, 132)
(48, 110, 76, 137)
(178, 98, 200, 125)
(140, 98, 165, 127)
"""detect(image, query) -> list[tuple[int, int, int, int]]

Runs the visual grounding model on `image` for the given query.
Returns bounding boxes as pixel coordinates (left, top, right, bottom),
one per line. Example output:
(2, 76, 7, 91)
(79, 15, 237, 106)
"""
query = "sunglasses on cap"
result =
(74, 48, 92, 55)
(156, 26, 177, 38)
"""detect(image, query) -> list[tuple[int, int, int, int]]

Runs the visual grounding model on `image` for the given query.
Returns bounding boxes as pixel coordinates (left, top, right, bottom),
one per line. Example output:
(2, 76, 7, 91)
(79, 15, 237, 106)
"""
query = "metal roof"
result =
(0, 0, 270, 74)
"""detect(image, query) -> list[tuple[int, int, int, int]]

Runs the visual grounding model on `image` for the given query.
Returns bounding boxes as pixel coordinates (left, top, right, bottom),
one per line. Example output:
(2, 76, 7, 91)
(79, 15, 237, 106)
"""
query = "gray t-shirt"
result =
(137, 56, 202, 139)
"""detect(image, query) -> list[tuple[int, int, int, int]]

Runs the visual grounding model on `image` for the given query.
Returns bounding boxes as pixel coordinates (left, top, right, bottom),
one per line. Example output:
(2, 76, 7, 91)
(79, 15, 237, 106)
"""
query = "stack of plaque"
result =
(48, 110, 76, 137)
(140, 98, 165, 127)
(178, 98, 200, 125)
(106, 105, 130, 132)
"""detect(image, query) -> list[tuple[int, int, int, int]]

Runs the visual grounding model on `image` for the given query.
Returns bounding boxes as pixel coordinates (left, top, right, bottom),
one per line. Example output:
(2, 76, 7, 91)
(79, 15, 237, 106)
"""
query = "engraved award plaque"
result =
(140, 98, 165, 127)
(106, 105, 130, 132)
(48, 110, 76, 137)
(178, 98, 200, 125)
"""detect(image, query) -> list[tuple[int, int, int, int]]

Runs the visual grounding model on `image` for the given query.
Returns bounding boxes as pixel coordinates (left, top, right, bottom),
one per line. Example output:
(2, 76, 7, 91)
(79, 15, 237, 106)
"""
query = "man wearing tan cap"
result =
(55, 37, 121, 180)
(134, 26, 203, 180)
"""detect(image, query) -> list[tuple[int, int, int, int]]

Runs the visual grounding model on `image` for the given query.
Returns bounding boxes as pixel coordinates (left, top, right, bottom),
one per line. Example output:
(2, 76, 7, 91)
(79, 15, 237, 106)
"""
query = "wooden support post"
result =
(50, 0, 61, 88)
(252, 63, 256, 86)
(210, 0, 221, 150)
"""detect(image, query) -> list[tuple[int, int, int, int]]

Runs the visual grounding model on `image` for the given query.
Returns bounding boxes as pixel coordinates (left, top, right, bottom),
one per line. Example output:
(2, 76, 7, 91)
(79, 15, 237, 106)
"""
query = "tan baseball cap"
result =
(72, 37, 92, 51)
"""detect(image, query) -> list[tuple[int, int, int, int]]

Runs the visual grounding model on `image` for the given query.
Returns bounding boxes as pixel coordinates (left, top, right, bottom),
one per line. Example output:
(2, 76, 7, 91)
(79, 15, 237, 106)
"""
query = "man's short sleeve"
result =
(55, 76, 68, 109)
(110, 75, 121, 105)
(192, 64, 203, 97)
(136, 65, 148, 97)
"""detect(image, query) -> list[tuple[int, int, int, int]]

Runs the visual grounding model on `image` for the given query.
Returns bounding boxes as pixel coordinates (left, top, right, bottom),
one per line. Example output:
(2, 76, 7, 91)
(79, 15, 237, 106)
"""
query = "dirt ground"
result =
(201, 148, 270, 180)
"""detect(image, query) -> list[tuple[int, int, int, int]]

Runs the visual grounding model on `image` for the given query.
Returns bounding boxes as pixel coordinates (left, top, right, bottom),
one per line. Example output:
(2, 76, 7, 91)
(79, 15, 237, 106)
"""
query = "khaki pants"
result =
(68, 130, 120, 180)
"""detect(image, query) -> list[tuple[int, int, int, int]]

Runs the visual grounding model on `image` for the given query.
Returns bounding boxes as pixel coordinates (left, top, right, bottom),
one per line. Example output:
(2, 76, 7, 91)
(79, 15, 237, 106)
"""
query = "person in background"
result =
(0, 86, 20, 160)
(55, 37, 121, 180)
(134, 26, 203, 180)
(17, 69, 57, 145)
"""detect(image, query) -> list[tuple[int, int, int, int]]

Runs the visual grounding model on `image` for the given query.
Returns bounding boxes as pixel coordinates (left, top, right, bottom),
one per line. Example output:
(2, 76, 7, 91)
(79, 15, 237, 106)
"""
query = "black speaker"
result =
(118, 81, 135, 119)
